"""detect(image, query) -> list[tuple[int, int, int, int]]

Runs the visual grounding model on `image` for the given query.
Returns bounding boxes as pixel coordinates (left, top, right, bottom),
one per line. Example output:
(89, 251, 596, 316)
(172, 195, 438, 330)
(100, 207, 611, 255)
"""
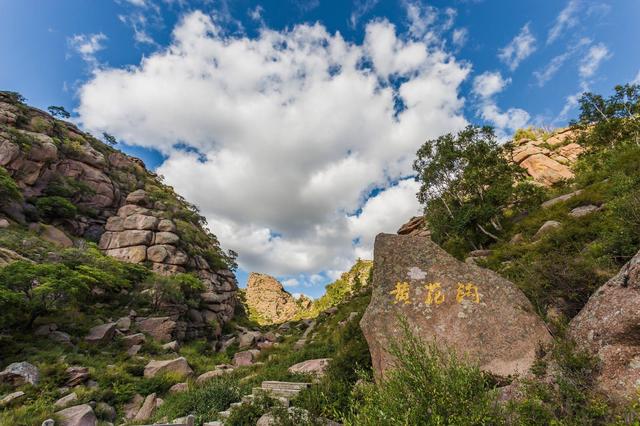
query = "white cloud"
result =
(471, 71, 529, 136)
(350, 0, 380, 28)
(282, 278, 300, 287)
(533, 37, 591, 87)
(67, 33, 107, 66)
(579, 42, 610, 79)
(498, 23, 536, 71)
(452, 28, 468, 48)
(548, 0, 581, 44)
(472, 71, 511, 98)
(77, 11, 468, 278)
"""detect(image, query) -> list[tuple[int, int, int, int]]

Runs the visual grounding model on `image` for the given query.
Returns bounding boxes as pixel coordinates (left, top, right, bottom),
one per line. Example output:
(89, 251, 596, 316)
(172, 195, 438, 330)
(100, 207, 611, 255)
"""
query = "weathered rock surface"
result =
(137, 317, 176, 342)
(533, 220, 562, 241)
(85, 322, 116, 344)
(0, 391, 25, 406)
(0, 361, 40, 386)
(507, 128, 584, 186)
(133, 393, 159, 421)
(245, 273, 304, 324)
(569, 248, 640, 402)
(233, 350, 260, 367)
(54, 392, 78, 408)
(361, 233, 551, 380)
(54, 404, 97, 426)
(397, 216, 431, 237)
(143, 357, 193, 378)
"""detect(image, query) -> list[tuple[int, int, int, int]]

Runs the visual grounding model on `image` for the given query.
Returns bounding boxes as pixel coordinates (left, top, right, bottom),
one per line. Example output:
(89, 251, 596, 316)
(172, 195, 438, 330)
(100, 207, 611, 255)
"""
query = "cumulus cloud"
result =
(67, 33, 107, 66)
(77, 11, 468, 280)
(472, 71, 511, 98)
(579, 42, 610, 79)
(533, 37, 591, 87)
(547, 0, 581, 44)
(452, 28, 468, 48)
(471, 71, 529, 136)
(350, 0, 380, 28)
(498, 23, 536, 71)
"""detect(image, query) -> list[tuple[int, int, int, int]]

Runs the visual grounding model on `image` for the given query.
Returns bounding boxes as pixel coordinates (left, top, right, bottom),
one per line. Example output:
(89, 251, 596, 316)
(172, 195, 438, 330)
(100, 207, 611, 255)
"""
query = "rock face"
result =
(0, 92, 238, 337)
(245, 273, 304, 324)
(360, 233, 551, 380)
(507, 128, 585, 186)
(569, 249, 640, 402)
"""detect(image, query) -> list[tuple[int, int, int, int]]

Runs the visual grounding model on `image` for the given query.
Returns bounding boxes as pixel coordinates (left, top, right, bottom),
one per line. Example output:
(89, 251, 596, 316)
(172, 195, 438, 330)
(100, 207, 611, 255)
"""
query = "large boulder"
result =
(84, 322, 116, 344)
(143, 357, 193, 378)
(137, 317, 176, 342)
(54, 404, 97, 426)
(0, 361, 39, 386)
(360, 233, 551, 380)
(245, 273, 302, 324)
(288, 358, 331, 377)
(569, 249, 640, 402)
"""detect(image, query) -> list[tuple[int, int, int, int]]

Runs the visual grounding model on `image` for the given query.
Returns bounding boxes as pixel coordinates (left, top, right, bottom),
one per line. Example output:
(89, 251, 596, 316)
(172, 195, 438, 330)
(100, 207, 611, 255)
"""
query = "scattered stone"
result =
(54, 404, 97, 426)
(115, 316, 131, 331)
(127, 344, 142, 357)
(219, 336, 237, 352)
(84, 322, 116, 344)
(510, 233, 524, 244)
(65, 366, 90, 387)
(569, 205, 600, 218)
(35, 323, 57, 336)
(532, 220, 562, 241)
(137, 317, 176, 342)
(39, 224, 73, 248)
(41, 420, 55, 426)
(162, 340, 180, 351)
(238, 331, 261, 349)
(360, 233, 551, 380)
(233, 350, 260, 367)
(95, 402, 116, 422)
(54, 392, 78, 408)
(569, 248, 640, 402)
(122, 333, 145, 347)
(123, 394, 144, 420)
(0, 390, 25, 406)
(0, 361, 40, 386)
(196, 368, 232, 384)
(541, 190, 583, 209)
(169, 382, 188, 393)
(288, 359, 331, 377)
(143, 357, 193, 378)
(0, 218, 9, 228)
(133, 393, 158, 421)
(50, 331, 72, 345)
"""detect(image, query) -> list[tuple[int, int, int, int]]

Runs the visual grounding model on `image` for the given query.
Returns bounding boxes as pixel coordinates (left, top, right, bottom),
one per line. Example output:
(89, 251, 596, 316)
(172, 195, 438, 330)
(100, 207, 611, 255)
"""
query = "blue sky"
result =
(1, 0, 639, 298)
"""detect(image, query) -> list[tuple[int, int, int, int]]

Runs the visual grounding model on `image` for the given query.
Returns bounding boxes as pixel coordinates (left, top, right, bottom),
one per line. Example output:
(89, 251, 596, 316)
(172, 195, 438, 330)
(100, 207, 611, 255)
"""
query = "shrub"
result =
(35, 196, 77, 220)
(0, 166, 22, 205)
(347, 320, 499, 425)
(143, 273, 205, 310)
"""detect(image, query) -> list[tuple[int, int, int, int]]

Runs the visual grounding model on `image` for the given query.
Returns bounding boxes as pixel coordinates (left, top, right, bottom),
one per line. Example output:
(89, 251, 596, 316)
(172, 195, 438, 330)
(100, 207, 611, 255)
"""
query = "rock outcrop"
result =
(361, 233, 551, 380)
(0, 361, 40, 386)
(397, 216, 430, 237)
(507, 128, 585, 186)
(245, 273, 304, 324)
(569, 248, 640, 402)
(0, 92, 237, 336)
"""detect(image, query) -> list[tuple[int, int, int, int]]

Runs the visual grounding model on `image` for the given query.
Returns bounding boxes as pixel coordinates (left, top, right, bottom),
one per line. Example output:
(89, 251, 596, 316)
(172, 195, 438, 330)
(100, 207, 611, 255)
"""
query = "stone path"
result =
(204, 381, 310, 426)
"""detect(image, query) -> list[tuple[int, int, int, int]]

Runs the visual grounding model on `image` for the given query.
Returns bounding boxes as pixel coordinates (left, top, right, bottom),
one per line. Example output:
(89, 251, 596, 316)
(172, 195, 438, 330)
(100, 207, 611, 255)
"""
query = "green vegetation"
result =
(35, 196, 78, 220)
(47, 106, 70, 119)
(414, 125, 544, 258)
(513, 126, 551, 142)
(0, 166, 22, 205)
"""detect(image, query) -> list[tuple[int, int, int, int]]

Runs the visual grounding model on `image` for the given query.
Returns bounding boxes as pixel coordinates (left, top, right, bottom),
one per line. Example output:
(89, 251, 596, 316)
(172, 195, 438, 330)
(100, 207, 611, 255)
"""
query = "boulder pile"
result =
(245, 273, 305, 324)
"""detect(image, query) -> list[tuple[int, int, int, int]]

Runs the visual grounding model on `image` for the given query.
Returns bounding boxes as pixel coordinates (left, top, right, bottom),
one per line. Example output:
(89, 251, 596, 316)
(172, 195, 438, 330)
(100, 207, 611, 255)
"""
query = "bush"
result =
(0, 166, 21, 205)
(35, 196, 77, 220)
(347, 320, 499, 425)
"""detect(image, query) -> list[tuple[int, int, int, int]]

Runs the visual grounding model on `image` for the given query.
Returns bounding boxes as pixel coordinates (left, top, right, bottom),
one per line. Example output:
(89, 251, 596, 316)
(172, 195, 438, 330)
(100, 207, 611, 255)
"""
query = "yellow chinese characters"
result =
(390, 281, 411, 305)
(456, 283, 480, 303)
(424, 282, 445, 305)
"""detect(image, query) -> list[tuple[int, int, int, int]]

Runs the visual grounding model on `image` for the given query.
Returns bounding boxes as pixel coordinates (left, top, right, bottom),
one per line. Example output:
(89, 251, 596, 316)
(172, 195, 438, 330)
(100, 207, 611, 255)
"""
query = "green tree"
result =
(0, 261, 91, 328)
(0, 166, 22, 205)
(35, 196, 78, 220)
(413, 125, 540, 255)
(102, 132, 117, 146)
(572, 83, 640, 148)
(47, 105, 71, 119)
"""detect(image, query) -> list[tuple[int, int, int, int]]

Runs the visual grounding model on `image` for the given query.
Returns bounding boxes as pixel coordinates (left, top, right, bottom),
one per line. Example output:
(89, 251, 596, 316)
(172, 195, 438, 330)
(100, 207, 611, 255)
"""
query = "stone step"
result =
(261, 381, 311, 391)
(241, 394, 255, 404)
(253, 386, 299, 399)
(204, 422, 224, 426)
(229, 401, 243, 409)
(219, 410, 231, 418)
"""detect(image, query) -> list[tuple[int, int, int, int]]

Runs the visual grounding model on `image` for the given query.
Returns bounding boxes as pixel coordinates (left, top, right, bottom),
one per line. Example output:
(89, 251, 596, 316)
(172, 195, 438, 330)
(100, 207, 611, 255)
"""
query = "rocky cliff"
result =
(0, 91, 237, 332)
(245, 273, 305, 324)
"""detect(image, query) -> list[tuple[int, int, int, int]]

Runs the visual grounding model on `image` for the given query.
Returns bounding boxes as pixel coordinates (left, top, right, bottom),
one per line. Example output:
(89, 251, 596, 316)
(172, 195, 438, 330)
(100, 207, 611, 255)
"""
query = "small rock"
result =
(84, 323, 116, 344)
(133, 393, 157, 421)
(196, 368, 233, 384)
(127, 344, 142, 357)
(510, 233, 524, 244)
(34, 323, 57, 336)
(0, 390, 25, 406)
(143, 357, 193, 378)
(238, 331, 261, 349)
(54, 392, 78, 408)
(0, 218, 9, 228)
(541, 190, 583, 209)
(39, 224, 73, 248)
(288, 358, 331, 377)
(65, 366, 89, 387)
(122, 333, 146, 347)
(569, 204, 599, 218)
(232, 350, 260, 367)
(54, 404, 97, 426)
(50, 331, 72, 345)
(532, 220, 562, 241)
(162, 340, 180, 351)
(95, 402, 116, 421)
(115, 316, 131, 331)
(136, 317, 176, 343)
(169, 382, 188, 393)
(123, 394, 144, 420)
(0, 361, 40, 386)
